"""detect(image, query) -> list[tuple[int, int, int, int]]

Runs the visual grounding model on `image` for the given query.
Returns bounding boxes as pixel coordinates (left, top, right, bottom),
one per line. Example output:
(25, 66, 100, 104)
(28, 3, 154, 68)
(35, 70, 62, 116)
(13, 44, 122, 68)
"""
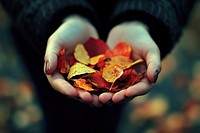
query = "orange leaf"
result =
(74, 44, 90, 65)
(110, 69, 143, 91)
(60, 62, 70, 74)
(57, 48, 70, 74)
(112, 42, 132, 58)
(74, 79, 94, 91)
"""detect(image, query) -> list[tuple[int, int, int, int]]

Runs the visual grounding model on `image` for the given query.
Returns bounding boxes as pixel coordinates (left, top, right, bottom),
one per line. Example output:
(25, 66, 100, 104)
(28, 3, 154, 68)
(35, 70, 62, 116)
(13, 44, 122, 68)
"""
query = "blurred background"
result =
(0, 1, 200, 133)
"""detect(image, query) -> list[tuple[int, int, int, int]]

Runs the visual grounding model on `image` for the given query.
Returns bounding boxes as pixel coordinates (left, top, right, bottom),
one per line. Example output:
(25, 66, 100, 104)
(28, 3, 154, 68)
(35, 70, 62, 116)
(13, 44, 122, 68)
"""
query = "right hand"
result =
(44, 15, 102, 107)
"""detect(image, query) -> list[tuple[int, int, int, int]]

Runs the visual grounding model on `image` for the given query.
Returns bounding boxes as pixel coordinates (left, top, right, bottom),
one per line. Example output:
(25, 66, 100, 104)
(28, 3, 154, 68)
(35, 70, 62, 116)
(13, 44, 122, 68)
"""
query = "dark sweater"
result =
(0, 1, 197, 133)
(1, 0, 197, 58)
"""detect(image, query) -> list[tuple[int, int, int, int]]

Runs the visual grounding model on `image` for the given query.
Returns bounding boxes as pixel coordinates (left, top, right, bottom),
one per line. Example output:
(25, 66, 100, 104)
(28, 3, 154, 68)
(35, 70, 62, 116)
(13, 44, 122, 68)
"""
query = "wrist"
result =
(63, 14, 90, 23)
(121, 21, 149, 32)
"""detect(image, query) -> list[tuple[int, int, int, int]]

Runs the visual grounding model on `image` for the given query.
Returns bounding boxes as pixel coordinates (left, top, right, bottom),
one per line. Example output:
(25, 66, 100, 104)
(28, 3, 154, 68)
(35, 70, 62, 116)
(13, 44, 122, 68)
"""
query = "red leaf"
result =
(57, 48, 66, 69)
(66, 55, 77, 66)
(87, 71, 111, 90)
(57, 48, 70, 73)
(110, 69, 143, 91)
(84, 37, 111, 57)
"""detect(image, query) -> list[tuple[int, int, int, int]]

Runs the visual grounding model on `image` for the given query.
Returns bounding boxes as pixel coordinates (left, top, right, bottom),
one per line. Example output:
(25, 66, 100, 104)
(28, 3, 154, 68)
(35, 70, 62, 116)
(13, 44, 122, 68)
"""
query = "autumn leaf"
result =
(110, 69, 143, 91)
(57, 38, 145, 93)
(108, 56, 134, 69)
(84, 37, 111, 57)
(60, 62, 70, 74)
(66, 55, 77, 66)
(112, 42, 132, 58)
(102, 56, 143, 82)
(74, 79, 94, 91)
(86, 71, 111, 90)
(96, 57, 110, 69)
(109, 56, 143, 70)
(57, 48, 66, 69)
(57, 48, 70, 74)
(74, 44, 90, 65)
(67, 63, 96, 79)
(102, 64, 124, 83)
(90, 54, 105, 65)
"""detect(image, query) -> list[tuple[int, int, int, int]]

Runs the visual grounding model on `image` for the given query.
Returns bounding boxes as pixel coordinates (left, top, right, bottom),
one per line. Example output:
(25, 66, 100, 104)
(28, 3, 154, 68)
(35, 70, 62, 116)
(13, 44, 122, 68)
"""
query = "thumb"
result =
(44, 40, 62, 75)
(146, 48, 162, 83)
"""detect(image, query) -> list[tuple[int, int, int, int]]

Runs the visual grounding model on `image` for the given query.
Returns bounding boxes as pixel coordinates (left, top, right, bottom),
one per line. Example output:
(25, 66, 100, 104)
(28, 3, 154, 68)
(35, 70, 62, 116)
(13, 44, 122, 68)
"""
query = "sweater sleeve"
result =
(109, 0, 197, 58)
(1, 0, 98, 56)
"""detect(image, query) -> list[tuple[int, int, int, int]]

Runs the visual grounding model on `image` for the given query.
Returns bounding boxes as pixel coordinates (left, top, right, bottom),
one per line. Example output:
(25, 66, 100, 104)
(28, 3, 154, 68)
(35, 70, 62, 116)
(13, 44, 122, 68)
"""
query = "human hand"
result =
(44, 15, 102, 107)
(99, 21, 161, 105)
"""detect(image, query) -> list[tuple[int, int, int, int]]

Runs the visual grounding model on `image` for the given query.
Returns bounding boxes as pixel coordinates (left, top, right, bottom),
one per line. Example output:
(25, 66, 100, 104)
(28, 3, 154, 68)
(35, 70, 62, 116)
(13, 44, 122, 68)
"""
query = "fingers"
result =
(76, 88, 93, 103)
(47, 72, 98, 105)
(47, 72, 78, 97)
(99, 92, 114, 104)
(145, 47, 162, 83)
(110, 78, 152, 104)
(112, 89, 126, 103)
(125, 78, 152, 97)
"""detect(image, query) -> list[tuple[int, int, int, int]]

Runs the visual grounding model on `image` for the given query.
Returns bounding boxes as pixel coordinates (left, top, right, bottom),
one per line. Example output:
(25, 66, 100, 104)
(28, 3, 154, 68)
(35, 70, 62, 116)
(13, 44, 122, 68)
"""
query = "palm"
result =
(99, 21, 161, 104)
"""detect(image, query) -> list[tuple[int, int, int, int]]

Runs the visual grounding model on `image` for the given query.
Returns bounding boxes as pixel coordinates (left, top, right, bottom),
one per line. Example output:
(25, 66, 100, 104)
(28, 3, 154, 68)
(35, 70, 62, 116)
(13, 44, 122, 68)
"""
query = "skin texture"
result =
(44, 15, 161, 107)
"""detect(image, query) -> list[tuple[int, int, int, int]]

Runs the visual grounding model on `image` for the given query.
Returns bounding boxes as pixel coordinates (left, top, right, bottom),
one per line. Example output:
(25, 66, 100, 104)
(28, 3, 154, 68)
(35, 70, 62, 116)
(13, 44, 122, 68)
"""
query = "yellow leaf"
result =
(67, 63, 96, 79)
(102, 64, 124, 83)
(74, 44, 90, 65)
(90, 54, 105, 65)
(102, 56, 143, 83)
(128, 59, 144, 68)
(110, 56, 133, 69)
(109, 56, 143, 69)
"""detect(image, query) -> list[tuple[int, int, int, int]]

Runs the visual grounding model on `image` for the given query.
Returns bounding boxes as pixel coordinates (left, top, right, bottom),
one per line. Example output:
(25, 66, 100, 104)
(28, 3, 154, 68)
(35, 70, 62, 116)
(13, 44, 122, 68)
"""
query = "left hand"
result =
(99, 21, 162, 105)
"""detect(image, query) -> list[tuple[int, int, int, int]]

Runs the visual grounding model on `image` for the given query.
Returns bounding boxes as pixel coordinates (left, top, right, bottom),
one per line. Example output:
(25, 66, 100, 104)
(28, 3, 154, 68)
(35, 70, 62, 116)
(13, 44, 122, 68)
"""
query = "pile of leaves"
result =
(57, 37, 145, 93)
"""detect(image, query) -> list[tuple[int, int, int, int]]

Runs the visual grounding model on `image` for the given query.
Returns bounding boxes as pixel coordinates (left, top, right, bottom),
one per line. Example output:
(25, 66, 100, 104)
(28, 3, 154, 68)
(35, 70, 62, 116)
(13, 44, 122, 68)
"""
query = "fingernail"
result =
(45, 60, 50, 75)
(153, 70, 159, 83)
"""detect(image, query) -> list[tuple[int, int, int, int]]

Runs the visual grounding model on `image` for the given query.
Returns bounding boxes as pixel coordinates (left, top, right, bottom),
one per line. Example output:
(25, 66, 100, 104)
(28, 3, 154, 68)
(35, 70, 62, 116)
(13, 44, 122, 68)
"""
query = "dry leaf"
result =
(87, 71, 111, 90)
(102, 64, 124, 83)
(57, 48, 70, 74)
(74, 44, 90, 65)
(112, 42, 132, 58)
(67, 63, 96, 79)
(74, 79, 94, 91)
(57, 38, 145, 93)
(84, 37, 111, 57)
(90, 54, 105, 65)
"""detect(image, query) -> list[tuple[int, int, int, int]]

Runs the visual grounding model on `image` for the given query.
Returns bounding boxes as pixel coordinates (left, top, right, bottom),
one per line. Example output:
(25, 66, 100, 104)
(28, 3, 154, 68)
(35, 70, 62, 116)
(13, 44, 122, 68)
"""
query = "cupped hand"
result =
(44, 15, 102, 107)
(99, 21, 161, 105)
